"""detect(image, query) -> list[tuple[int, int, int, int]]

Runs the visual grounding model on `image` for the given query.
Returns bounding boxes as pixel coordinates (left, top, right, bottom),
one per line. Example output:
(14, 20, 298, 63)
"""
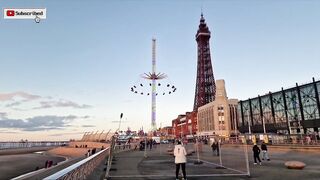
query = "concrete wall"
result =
(69, 141, 109, 149)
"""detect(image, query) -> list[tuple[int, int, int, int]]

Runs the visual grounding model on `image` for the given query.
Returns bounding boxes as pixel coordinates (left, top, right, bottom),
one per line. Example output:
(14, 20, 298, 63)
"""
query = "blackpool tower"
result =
(193, 14, 216, 111)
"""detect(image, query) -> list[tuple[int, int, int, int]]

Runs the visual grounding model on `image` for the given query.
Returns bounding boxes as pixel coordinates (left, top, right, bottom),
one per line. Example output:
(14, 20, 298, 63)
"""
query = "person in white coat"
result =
(174, 140, 187, 180)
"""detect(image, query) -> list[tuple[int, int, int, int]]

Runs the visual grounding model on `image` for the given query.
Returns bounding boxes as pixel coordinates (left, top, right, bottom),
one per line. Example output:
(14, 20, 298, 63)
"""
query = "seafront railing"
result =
(43, 141, 136, 180)
(43, 147, 109, 180)
(0, 141, 68, 149)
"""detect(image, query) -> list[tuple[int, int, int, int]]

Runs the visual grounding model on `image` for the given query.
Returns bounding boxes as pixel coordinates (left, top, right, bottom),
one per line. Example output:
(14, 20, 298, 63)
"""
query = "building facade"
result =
(238, 77, 320, 135)
(159, 126, 173, 136)
(197, 80, 239, 137)
(172, 111, 198, 138)
(193, 14, 216, 111)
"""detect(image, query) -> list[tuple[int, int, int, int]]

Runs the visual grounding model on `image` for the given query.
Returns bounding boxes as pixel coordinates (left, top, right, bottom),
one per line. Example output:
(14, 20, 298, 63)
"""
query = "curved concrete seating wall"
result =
(69, 141, 109, 149)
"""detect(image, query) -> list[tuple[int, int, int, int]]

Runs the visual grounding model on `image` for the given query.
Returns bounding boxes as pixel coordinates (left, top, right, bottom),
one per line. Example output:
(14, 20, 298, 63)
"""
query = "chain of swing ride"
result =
(130, 83, 177, 96)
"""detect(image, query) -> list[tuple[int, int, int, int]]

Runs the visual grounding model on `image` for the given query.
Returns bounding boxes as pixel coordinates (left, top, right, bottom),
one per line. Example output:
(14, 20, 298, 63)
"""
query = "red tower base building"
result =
(172, 111, 197, 139)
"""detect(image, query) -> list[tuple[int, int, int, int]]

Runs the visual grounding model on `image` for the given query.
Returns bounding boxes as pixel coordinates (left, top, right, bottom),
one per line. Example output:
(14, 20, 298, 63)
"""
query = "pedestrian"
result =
(153, 139, 157, 149)
(174, 140, 187, 180)
(261, 142, 270, 161)
(48, 160, 53, 168)
(139, 140, 144, 151)
(306, 136, 311, 145)
(211, 141, 217, 155)
(252, 144, 262, 165)
(87, 150, 90, 157)
(216, 142, 220, 156)
(149, 139, 153, 150)
(45, 160, 49, 168)
(146, 140, 150, 149)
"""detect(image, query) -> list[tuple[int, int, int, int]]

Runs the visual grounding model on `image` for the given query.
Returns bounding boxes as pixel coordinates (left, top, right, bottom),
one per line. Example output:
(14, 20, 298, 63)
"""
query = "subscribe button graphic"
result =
(3, 8, 46, 19)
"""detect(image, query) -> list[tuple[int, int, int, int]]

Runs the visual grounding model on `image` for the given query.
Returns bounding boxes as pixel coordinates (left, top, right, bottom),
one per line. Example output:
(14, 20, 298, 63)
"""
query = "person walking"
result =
(211, 141, 217, 155)
(174, 140, 187, 180)
(45, 160, 49, 168)
(252, 144, 262, 165)
(216, 142, 220, 156)
(261, 142, 270, 161)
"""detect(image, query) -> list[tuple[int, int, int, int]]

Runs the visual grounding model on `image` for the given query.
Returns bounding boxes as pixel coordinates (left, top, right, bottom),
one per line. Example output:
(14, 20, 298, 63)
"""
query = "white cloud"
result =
(0, 115, 78, 131)
(34, 100, 92, 109)
(0, 92, 41, 101)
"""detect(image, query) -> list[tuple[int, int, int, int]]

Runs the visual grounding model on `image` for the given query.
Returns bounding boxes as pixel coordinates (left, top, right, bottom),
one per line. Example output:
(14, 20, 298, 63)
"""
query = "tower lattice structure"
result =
(193, 14, 216, 111)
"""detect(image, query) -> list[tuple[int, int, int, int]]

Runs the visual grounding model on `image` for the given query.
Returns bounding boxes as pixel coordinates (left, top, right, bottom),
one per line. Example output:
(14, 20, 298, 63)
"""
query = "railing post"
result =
(104, 136, 116, 180)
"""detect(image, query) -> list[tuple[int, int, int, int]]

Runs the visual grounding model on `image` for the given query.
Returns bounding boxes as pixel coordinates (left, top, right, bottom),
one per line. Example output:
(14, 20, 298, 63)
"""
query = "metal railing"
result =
(233, 134, 320, 146)
(44, 147, 109, 180)
(43, 138, 136, 180)
(0, 141, 68, 149)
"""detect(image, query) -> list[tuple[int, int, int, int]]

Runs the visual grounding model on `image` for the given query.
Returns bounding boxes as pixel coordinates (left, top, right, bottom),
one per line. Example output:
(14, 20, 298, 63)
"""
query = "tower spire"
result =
(193, 15, 216, 111)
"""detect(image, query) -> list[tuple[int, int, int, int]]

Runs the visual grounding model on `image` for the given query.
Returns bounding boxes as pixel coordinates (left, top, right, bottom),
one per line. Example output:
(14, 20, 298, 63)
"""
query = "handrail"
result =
(0, 141, 68, 149)
(44, 147, 109, 180)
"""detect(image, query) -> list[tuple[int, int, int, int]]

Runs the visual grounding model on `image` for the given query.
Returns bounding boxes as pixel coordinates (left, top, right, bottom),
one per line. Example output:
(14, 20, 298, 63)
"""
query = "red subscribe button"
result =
(6, 10, 15, 16)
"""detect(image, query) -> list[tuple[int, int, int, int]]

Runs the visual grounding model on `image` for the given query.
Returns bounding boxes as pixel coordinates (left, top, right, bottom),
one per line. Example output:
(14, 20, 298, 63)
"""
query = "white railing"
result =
(44, 147, 109, 180)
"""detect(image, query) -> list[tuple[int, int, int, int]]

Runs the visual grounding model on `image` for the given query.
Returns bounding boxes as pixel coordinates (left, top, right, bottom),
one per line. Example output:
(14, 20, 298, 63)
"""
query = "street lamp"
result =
(262, 116, 266, 134)
(188, 119, 192, 136)
(285, 109, 292, 135)
(117, 113, 124, 132)
(245, 109, 252, 134)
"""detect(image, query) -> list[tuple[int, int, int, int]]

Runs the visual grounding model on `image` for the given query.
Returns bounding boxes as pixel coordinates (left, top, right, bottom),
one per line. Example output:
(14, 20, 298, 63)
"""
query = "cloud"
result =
(0, 131, 20, 134)
(0, 92, 41, 101)
(49, 132, 85, 136)
(0, 115, 78, 131)
(1, 91, 92, 110)
(0, 112, 8, 119)
(82, 125, 95, 127)
(34, 100, 92, 109)
(5, 101, 22, 108)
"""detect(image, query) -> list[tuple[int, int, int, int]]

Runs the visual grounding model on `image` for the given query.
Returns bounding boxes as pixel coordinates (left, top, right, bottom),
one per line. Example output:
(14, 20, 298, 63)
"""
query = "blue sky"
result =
(0, 0, 320, 140)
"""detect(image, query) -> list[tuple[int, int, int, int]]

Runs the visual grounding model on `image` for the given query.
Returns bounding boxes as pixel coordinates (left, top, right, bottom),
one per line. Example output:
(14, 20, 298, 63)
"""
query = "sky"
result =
(0, 0, 320, 141)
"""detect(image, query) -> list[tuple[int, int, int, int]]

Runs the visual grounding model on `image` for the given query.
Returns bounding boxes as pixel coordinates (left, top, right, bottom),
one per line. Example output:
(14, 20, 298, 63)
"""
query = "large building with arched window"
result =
(197, 80, 238, 137)
(238, 77, 320, 135)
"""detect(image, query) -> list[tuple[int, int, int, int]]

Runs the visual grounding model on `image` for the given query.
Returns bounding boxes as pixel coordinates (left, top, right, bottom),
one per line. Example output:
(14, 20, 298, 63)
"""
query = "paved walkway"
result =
(89, 143, 320, 180)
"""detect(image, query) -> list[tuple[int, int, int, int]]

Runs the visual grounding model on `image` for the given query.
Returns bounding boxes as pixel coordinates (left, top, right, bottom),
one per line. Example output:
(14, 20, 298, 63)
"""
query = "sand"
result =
(0, 144, 110, 179)
(47, 147, 91, 158)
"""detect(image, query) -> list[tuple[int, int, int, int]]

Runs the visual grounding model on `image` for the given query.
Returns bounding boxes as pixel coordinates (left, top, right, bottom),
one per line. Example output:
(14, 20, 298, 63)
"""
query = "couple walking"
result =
(252, 142, 270, 165)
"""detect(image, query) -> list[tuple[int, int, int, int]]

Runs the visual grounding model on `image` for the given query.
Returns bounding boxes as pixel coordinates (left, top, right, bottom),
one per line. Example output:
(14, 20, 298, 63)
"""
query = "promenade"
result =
(5, 143, 319, 180)
(90, 143, 320, 180)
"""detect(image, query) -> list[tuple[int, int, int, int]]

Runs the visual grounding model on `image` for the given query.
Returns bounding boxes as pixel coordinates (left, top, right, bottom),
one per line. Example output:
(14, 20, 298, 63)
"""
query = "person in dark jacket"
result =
(211, 141, 217, 155)
(252, 144, 262, 165)
(216, 142, 220, 156)
(261, 142, 270, 161)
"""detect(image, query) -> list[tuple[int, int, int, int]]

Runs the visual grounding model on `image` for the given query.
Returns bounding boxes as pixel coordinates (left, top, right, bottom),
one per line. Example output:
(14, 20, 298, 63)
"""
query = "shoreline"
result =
(0, 150, 66, 180)
(0, 143, 110, 179)
(0, 146, 55, 156)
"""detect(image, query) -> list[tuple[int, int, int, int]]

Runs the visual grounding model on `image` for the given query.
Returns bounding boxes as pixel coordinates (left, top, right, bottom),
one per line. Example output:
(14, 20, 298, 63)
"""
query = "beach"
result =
(0, 142, 110, 180)
(0, 153, 65, 180)
(0, 148, 65, 180)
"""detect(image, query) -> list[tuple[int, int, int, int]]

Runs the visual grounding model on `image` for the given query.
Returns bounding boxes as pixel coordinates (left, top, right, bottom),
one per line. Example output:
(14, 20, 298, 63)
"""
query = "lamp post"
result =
(173, 123, 176, 139)
(188, 119, 192, 136)
(116, 113, 124, 132)
(246, 109, 252, 134)
(262, 116, 266, 134)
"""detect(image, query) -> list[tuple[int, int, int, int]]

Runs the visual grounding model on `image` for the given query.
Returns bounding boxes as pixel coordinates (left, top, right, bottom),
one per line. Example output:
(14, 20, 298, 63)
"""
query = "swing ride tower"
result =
(131, 39, 176, 132)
